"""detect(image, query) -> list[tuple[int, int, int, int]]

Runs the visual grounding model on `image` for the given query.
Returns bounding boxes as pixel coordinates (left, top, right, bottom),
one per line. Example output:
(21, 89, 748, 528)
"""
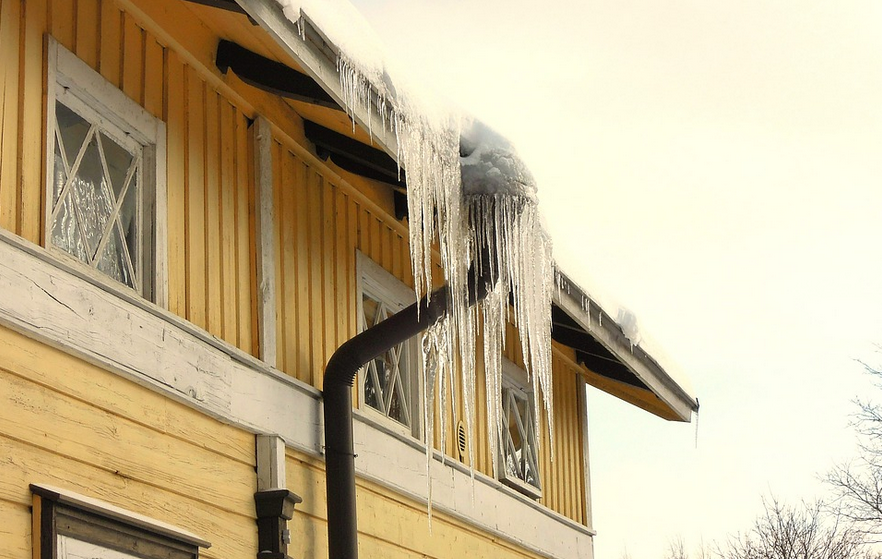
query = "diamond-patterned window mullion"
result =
(51, 124, 96, 222)
(112, 211, 140, 292)
(368, 360, 385, 412)
(500, 381, 540, 490)
(90, 142, 139, 284)
(359, 275, 419, 434)
(54, 121, 71, 180)
(382, 345, 401, 409)
(89, 133, 125, 264)
(111, 157, 141, 291)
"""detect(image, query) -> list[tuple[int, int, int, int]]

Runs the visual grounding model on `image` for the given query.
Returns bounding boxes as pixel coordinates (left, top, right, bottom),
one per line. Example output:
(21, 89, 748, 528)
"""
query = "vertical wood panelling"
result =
(18, 0, 46, 245)
(307, 168, 324, 387)
(185, 69, 206, 329)
(219, 101, 236, 345)
(277, 141, 295, 375)
(271, 139, 284, 370)
(122, 12, 144, 105)
(98, 0, 122, 87)
(75, 0, 99, 69)
(49, 0, 75, 52)
(292, 158, 310, 380)
(334, 188, 349, 346)
(0, 0, 21, 235)
(204, 89, 221, 337)
(242, 112, 258, 355)
(322, 182, 336, 366)
(165, 49, 186, 317)
(143, 36, 163, 118)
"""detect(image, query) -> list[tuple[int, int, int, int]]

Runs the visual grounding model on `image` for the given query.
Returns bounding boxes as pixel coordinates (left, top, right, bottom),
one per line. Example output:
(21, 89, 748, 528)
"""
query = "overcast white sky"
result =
(346, 1, 882, 556)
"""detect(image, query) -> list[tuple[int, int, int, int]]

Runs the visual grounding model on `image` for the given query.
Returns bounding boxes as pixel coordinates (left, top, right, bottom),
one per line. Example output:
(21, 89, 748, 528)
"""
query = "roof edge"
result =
(554, 271, 698, 422)
(234, 0, 399, 158)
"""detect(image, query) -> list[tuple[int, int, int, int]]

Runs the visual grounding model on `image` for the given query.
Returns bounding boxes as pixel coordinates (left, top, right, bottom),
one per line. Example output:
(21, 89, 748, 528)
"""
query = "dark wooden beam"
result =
(551, 305, 646, 389)
(303, 119, 409, 220)
(215, 40, 342, 111)
(183, 0, 251, 17)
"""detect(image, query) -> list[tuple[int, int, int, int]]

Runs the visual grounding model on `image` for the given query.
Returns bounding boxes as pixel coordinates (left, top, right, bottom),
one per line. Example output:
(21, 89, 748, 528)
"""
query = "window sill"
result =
(499, 474, 542, 501)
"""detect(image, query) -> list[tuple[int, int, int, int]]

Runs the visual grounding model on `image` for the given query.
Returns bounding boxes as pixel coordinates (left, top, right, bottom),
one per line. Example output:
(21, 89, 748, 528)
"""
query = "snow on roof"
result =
(555, 270, 697, 405)
(460, 118, 538, 201)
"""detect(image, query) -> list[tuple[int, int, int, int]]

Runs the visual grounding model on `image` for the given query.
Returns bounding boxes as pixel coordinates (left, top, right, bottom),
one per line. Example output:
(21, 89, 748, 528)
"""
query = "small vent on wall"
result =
(456, 420, 467, 462)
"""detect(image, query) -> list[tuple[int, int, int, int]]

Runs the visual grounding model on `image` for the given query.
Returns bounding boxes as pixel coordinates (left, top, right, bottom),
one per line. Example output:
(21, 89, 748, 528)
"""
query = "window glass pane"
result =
(52, 194, 88, 262)
(364, 362, 382, 410)
(100, 131, 135, 200)
(55, 102, 89, 168)
(363, 294, 381, 326)
(70, 135, 113, 257)
(120, 176, 139, 276)
(96, 225, 134, 288)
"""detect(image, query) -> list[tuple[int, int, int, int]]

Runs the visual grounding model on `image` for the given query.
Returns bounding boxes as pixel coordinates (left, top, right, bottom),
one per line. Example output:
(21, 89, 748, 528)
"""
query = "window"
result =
(498, 359, 542, 498)
(46, 38, 166, 301)
(31, 484, 209, 559)
(356, 252, 421, 438)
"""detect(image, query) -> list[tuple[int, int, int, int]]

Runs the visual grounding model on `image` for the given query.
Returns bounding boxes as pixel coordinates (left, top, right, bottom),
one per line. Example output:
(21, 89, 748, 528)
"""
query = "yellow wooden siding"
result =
(0, 324, 257, 559)
(0, 0, 590, 534)
(272, 136, 414, 386)
(0, 0, 259, 355)
(284, 449, 547, 559)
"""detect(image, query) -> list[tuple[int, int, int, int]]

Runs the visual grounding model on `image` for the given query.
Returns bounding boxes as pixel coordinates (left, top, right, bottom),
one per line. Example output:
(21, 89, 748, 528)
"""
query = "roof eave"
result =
(554, 271, 698, 422)
(234, 0, 399, 158)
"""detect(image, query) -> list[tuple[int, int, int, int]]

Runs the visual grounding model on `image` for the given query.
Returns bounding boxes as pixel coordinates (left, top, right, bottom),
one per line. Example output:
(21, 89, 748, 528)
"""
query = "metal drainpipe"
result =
(322, 263, 493, 559)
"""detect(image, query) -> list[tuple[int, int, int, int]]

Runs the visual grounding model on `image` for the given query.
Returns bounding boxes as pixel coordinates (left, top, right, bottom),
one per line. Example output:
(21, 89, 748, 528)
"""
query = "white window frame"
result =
(497, 358, 543, 500)
(45, 37, 168, 307)
(355, 251, 422, 439)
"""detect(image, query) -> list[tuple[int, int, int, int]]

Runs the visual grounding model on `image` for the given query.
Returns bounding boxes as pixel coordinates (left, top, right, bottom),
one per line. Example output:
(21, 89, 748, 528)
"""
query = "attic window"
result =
(46, 37, 166, 302)
(30, 484, 210, 559)
(356, 252, 422, 439)
(497, 359, 542, 499)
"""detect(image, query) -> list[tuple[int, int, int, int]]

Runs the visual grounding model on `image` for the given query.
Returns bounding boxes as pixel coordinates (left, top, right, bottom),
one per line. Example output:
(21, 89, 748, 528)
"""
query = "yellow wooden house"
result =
(0, 1, 698, 558)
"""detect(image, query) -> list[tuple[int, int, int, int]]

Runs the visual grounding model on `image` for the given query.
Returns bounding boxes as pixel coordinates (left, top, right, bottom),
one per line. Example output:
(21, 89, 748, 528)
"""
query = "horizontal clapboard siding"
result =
(0, 324, 257, 559)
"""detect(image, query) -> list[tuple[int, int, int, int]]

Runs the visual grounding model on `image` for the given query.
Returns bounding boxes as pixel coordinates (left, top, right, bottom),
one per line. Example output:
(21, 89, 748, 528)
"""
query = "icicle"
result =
(421, 331, 435, 528)
(331, 50, 556, 517)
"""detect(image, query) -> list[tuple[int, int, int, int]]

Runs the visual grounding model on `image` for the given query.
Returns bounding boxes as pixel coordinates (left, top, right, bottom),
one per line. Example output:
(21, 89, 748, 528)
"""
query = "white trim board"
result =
(0, 230, 592, 559)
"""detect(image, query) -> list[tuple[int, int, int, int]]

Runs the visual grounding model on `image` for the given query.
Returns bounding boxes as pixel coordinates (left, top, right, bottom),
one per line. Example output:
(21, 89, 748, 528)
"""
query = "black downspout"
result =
(322, 265, 493, 559)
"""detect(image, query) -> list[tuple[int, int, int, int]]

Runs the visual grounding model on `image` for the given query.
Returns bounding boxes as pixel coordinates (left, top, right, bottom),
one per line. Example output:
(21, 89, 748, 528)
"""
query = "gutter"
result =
(322, 261, 494, 559)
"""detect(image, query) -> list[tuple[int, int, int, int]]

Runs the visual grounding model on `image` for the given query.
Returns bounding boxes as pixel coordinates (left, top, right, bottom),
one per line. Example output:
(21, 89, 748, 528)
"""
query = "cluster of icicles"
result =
(336, 52, 555, 515)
